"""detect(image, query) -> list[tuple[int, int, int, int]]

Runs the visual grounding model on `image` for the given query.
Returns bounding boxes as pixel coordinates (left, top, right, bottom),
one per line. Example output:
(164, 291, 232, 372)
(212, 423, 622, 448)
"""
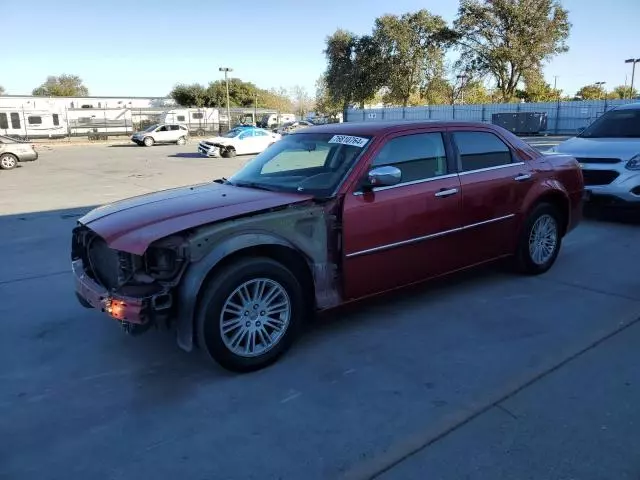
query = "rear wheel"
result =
(176, 136, 187, 146)
(0, 153, 18, 170)
(143, 136, 154, 147)
(514, 203, 562, 275)
(221, 146, 236, 158)
(196, 257, 304, 372)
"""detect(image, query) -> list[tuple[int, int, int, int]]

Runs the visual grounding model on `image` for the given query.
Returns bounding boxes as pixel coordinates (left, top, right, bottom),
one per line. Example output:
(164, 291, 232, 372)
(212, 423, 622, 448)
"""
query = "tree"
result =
(170, 83, 209, 107)
(324, 29, 357, 111)
(351, 35, 385, 108)
(454, 0, 570, 102)
(516, 69, 561, 102)
(169, 80, 292, 110)
(290, 85, 314, 117)
(0, 85, 5, 96)
(575, 84, 608, 100)
(32, 74, 89, 96)
(315, 75, 342, 118)
(611, 85, 639, 99)
(373, 10, 453, 107)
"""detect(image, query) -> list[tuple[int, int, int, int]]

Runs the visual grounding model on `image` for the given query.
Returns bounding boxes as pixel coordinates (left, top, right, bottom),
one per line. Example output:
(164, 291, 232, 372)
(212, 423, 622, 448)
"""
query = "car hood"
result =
(79, 182, 313, 255)
(553, 137, 640, 160)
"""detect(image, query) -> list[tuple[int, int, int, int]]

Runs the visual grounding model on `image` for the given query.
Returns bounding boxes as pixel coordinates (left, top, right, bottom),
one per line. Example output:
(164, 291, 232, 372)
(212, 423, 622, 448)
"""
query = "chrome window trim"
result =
(458, 162, 525, 176)
(345, 214, 515, 258)
(353, 173, 459, 196)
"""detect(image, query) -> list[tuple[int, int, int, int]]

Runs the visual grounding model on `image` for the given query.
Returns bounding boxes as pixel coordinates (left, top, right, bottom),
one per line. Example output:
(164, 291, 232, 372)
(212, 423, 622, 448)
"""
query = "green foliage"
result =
(611, 85, 639, 99)
(373, 10, 452, 107)
(32, 74, 89, 96)
(324, 29, 358, 110)
(575, 84, 607, 100)
(315, 75, 343, 117)
(169, 79, 293, 111)
(453, 0, 570, 101)
(515, 70, 562, 102)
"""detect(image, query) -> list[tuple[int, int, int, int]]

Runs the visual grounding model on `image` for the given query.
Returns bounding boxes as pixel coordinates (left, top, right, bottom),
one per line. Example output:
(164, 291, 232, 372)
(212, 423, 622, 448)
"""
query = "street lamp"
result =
(595, 81, 606, 100)
(219, 67, 233, 130)
(624, 58, 640, 99)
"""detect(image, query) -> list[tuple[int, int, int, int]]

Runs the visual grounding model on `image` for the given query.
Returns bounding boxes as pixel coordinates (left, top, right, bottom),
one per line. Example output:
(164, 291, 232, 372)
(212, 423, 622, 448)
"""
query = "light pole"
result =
(219, 67, 233, 130)
(624, 58, 640, 99)
(254, 92, 258, 125)
(595, 81, 606, 100)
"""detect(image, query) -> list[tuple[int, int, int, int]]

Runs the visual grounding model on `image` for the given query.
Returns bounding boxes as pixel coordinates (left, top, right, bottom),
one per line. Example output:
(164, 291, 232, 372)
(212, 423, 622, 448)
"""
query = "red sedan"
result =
(71, 121, 584, 372)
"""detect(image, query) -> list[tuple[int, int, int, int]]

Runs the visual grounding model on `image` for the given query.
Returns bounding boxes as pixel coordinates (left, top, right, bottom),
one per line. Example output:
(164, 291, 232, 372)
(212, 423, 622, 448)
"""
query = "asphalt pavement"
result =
(1, 141, 639, 480)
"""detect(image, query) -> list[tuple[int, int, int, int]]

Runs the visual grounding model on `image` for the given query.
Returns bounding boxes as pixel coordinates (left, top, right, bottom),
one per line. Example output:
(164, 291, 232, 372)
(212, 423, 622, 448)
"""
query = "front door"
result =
(153, 125, 171, 143)
(342, 130, 463, 301)
(450, 129, 537, 264)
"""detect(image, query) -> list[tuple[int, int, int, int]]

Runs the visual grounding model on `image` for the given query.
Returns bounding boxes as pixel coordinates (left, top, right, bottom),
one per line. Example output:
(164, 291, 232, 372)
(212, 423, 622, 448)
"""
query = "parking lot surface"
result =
(1, 142, 640, 479)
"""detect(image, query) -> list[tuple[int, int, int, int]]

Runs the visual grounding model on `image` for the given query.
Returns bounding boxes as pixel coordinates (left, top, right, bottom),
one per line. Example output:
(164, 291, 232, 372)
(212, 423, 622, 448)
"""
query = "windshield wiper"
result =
(231, 181, 281, 192)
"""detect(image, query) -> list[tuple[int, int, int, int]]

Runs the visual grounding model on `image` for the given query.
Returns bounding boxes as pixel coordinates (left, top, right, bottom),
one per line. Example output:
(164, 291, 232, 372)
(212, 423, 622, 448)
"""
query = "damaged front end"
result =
(71, 225, 188, 334)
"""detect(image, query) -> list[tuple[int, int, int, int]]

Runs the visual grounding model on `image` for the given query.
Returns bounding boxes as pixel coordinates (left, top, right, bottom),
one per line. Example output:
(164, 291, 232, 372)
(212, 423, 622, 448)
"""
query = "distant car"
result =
(0, 134, 38, 170)
(276, 120, 314, 135)
(198, 127, 281, 158)
(550, 102, 640, 207)
(72, 120, 583, 372)
(131, 124, 189, 147)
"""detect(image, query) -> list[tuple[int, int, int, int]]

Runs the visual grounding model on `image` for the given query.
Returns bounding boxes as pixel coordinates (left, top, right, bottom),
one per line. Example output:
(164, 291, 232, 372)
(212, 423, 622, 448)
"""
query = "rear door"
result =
(167, 125, 182, 141)
(450, 128, 537, 264)
(342, 129, 463, 300)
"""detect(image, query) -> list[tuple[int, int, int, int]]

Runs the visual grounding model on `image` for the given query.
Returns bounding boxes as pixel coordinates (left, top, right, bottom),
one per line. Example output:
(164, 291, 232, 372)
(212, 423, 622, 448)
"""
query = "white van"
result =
(0, 108, 67, 139)
(259, 113, 297, 129)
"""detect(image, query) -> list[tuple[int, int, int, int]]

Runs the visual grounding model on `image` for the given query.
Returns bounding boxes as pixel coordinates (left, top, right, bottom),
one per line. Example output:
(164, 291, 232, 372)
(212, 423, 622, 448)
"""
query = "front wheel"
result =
(143, 136, 154, 147)
(176, 136, 187, 146)
(221, 146, 236, 158)
(196, 257, 304, 372)
(514, 203, 562, 275)
(0, 153, 18, 170)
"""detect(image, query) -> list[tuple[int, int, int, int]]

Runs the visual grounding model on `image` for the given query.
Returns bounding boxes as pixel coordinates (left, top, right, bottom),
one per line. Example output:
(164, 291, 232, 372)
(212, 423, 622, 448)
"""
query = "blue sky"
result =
(3, 0, 640, 98)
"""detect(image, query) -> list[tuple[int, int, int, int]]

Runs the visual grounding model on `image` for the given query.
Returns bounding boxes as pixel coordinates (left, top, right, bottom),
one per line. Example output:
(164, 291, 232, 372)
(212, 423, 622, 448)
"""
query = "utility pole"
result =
(254, 92, 258, 125)
(219, 67, 233, 130)
(595, 81, 606, 100)
(625, 58, 640, 99)
(456, 74, 467, 104)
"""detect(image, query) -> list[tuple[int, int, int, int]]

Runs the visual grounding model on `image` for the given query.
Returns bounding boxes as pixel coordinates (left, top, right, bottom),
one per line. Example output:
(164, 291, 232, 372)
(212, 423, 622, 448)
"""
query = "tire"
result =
(176, 136, 187, 146)
(514, 203, 562, 275)
(196, 257, 304, 372)
(196, 129, 205, 137)
(0, 153, 18, 170)
(221, 146, 236, 158)
(143, 136, 154, 147)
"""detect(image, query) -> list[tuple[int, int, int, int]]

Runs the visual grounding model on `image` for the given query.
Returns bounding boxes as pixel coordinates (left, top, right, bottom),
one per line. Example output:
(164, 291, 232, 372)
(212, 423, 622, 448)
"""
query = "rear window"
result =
(10, 113, 20, 129)
(28, 116, 43, 125)
(453, 131, 513, 172)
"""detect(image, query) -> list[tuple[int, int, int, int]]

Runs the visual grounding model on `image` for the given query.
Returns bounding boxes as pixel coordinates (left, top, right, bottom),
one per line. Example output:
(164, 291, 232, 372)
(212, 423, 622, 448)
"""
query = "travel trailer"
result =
(0, 108, 67, 139)
(159, 108, 220, 136)
(258, 113, 297, 129)
(66, 107, 133, 136)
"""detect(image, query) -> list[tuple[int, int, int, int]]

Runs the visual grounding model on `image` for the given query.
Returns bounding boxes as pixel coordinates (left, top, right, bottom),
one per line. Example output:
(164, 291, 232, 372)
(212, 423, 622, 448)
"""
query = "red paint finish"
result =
(80, 182, 313, 255)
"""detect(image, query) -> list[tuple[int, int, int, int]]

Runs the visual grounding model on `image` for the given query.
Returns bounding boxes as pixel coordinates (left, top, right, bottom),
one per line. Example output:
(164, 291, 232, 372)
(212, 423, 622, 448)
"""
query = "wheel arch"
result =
(175, 234, 315, 352)
(521, 182, 571, 237)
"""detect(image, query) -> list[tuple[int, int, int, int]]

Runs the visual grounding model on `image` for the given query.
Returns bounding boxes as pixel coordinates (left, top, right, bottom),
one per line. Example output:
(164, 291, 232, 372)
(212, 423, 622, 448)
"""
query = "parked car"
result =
(276, 120, 314, 135)
(550, 102, 640, 207)
(0, 134, 38, 170)
(198, 127, 281, 158)
(131, 124, 189, 147)
(71, 121, 583, 372)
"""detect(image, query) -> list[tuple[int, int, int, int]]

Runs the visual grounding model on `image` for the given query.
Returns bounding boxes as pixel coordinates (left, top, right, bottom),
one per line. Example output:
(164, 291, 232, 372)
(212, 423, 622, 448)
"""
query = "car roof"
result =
(292, 120, 500, 136)
(614, 102, 640, 110)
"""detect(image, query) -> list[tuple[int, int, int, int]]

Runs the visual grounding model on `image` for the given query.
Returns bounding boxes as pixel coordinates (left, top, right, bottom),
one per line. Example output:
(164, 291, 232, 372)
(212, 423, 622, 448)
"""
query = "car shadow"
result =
(584, 205, 640, 225)
(168, 153, 204, 159)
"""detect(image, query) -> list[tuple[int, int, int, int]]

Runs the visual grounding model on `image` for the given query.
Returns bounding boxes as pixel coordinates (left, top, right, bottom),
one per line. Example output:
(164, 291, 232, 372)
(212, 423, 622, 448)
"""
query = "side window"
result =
(177, 115, 186, 122)
(0, 113, 8, 129)
(180, 125, 187, 131)
(157, 126, 167, 132)
(28, 116, 43, 125)
(254, 130, 267, 136)
(239, 131, 253, 139)
(453, 131, 513, 172)
(52, 114, 60, 126)
(10, 113, 20, 129)
(169, 125, 180, 131)
(192, 112, 203, 120)
(371, 132, 448, 183)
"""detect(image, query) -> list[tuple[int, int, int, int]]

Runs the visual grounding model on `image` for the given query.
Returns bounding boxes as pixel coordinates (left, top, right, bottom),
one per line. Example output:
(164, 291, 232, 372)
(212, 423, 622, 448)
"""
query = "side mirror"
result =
(364, 165, 402, 190)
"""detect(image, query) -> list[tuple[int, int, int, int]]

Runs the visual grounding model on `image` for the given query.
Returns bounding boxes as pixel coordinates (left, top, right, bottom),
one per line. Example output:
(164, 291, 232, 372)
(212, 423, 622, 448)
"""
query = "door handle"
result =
(434, 188, 459, 198)
(514, 173, 532, 182)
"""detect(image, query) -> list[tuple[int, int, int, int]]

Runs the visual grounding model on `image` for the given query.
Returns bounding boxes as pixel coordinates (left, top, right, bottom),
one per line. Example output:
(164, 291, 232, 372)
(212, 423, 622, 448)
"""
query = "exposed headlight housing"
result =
(625, 154, 640, 171)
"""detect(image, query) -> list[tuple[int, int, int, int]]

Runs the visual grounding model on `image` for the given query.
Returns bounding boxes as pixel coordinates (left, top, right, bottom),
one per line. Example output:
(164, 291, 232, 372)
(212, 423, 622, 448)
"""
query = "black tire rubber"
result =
(221, 146, 236, 158)
(143, 136, 154, 147)
(0, 153, 18, 170)
(514, 202, 562, 275)
(196, 257, 304, 373)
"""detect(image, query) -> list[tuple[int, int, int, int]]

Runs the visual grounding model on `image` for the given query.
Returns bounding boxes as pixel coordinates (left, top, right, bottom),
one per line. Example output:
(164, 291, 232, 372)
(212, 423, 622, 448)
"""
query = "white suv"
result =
(131, 124, 189, 147)
(551, 103, 640, 207)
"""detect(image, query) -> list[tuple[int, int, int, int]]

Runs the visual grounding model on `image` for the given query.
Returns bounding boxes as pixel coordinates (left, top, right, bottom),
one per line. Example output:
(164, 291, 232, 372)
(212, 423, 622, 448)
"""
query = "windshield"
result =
(222, 129, 243, 138)
(142, 124, 159, 132)
(228, 132, 372, 197)
(579, 108, 640, 138)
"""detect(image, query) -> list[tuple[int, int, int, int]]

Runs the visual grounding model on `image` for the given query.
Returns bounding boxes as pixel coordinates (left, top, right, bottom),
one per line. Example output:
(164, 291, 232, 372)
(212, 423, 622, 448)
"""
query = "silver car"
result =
(0, 135, 38, 170)
(550, 103, 640, 206)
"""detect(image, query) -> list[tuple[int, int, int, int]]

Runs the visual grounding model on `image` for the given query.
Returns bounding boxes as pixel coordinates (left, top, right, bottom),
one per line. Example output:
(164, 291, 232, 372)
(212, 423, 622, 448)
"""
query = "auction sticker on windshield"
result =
(328, 135, 369, 147)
